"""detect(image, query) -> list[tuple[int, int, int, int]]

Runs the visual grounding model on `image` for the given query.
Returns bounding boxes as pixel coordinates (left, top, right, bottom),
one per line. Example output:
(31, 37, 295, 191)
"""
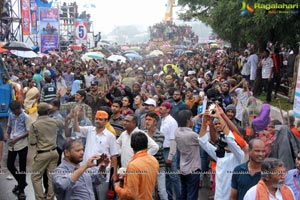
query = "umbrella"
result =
(174, 49, 185, 56)
(123, 50, 138, 55)
(69, 44, 82, 51)
(107, 55, 127, 63)
(129, 46, 141, 51)
(184, 50, 195, 56)
(84, 52, 105, 60)
(2, 41, 32, 51)
(0, 43, 8, 53)
(163, 64, 180, 74)
(210, 43, 219, 48)
(11, 50, 38, 58)
(145, 54, 158, 59)
(149, 50, 164, 57)
(124, 53, 142, 60)
(121, 46, 129, 51)
(81, 54, 91, 62)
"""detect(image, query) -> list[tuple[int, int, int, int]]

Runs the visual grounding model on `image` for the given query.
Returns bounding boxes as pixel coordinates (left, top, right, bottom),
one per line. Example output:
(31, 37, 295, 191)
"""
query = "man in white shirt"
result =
(240, 50, 251, 82)
(160, 101, 181, 200)
(247, 50, 258, 90)
(84, 69, 95, 89)
(117, 114, 159, 168)
(199, 105, 244, 200)
(244, 158, 295, 200)
(259, 49, 274, 103)
(73, 108, 118, 200)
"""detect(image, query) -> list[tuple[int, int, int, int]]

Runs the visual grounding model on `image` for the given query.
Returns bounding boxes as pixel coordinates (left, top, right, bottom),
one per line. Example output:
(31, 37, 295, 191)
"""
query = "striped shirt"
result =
(151, 130, 166, 168)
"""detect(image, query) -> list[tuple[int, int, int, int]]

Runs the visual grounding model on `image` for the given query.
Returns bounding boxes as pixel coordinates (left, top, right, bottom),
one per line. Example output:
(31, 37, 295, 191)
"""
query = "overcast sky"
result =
(63, 0, 173, 34)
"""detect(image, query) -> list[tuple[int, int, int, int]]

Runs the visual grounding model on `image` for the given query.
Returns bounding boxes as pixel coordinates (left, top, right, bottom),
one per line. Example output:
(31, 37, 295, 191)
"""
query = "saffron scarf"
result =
(256, 179, 294, 200)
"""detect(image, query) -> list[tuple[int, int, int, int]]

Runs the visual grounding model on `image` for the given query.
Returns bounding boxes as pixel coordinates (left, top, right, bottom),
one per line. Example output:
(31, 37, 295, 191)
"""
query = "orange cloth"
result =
(115, 150, 159, 200)
(232, 131, 247, 149)
(255, 179, 294, 200)
(95, 110, 108, 119)
(185, 97, 196, 109)
(291, 126, 300, 139)
(211, 160, 216, 172)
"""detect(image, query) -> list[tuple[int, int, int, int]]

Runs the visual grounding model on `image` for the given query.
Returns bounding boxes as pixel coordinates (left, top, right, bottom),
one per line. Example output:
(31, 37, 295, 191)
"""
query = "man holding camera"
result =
(199, 104, 244, 200)
(73, 108, 118, 200)
(52, 138, 110, 200)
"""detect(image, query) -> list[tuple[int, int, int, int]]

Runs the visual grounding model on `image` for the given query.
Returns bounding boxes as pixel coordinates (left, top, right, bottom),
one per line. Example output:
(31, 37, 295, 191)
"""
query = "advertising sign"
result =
(75, 20, 87, 44)
(21, 0, 31, 35)
(39, 8, 59, 53)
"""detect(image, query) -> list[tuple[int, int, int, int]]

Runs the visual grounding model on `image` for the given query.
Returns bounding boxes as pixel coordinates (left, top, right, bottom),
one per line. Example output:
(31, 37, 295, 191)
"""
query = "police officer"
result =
(29, 102, 64, 200)
(40, 76, 57, 103)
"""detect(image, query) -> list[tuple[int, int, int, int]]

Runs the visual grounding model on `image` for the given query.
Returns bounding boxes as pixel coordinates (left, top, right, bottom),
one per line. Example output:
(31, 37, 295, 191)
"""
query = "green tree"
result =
(177, 0, 300, 50)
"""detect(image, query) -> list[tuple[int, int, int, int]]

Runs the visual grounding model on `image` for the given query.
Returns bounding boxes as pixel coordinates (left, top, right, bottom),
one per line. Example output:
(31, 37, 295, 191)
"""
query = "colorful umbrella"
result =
(149, 50, 164, 56)
(124, 53, 142, 60)
(11, 50, 38, 58)
(123, 50, 138, 55)
(121, 46, 129, 51)
(69, 44, 82, 51)
(83, 52, 105, 60)
(107, 55, 127, 63)
(0, 43, 8, 53)
(129, 46, 141, 51)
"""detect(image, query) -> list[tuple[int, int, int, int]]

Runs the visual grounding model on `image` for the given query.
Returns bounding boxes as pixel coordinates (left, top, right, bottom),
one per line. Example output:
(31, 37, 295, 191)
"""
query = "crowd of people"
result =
(0, 39, 300, 200)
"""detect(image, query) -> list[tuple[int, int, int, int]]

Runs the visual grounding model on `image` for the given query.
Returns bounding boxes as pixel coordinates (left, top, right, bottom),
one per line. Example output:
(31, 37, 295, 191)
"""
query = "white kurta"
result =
(116, 127, 159, 167)
(243, 185, 295, 200)
(198, 131, 244, 200)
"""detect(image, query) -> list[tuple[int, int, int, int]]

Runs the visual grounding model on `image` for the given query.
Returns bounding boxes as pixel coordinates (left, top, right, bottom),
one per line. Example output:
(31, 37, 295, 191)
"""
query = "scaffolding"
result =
(0, 0, 22, 42)
(51, 1, 75, 51)
(53, 1, 94, 51)
(0, 0, 94, 51)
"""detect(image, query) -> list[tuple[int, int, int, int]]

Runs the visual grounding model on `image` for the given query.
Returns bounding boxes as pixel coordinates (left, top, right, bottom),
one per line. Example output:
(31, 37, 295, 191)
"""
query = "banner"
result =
(39, 8, 59, 53)
(30, 0, 38, 34)
(75, 20, 88, 44)
(21, 0, 31, 35)
(293, 60, 300, 117)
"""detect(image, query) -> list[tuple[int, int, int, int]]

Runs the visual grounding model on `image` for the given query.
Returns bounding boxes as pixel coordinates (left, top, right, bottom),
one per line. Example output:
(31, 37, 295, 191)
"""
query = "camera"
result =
(215, 133, 228, 158)
(96, 153, 107, 166)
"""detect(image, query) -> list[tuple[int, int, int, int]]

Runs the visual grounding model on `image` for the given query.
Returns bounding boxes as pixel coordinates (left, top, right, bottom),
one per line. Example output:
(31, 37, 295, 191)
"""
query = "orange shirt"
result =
(115, 150, 159, 200)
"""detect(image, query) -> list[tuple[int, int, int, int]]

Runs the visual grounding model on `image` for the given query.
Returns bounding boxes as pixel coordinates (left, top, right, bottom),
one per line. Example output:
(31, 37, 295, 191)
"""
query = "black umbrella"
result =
(2, 41, 32, 51)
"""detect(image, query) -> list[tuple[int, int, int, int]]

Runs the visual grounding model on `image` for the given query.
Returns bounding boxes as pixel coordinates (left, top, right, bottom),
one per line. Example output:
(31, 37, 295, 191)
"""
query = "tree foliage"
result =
(177, 0, 300, 50)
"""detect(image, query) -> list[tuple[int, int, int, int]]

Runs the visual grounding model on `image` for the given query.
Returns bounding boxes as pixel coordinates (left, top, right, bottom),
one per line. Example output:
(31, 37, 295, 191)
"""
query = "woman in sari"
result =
(23, 79, 40, 120)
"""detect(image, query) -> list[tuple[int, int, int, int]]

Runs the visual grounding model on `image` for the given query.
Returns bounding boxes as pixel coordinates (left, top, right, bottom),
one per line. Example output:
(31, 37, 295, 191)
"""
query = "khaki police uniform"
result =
(29, 103, 64, 200)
